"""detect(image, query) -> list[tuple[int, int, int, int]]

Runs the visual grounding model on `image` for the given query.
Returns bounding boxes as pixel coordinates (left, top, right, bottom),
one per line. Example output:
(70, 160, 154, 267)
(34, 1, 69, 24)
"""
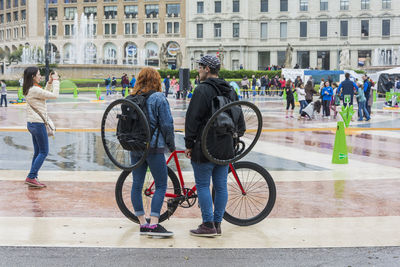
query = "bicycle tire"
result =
(213, 161, 276, 226)
(115, 166, 181, 224)
(201, 101, 262, 165)
(101, 99, 150, 171)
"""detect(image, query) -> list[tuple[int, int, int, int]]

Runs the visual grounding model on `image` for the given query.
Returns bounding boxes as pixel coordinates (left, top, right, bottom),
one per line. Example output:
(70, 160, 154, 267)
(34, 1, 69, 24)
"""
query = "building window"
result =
(233, 0, 239, 12)
(340, 0, 349, 10)
(167, 22, 172, 33)
(21, 0, 26, 6)
(382, 0, 391, 9)
(280, 0, 288, 11)
(14, 28, 18, 39)
(174, 22, 179, 33)
(64, 0, 77, 3)
(0, 0, 3, 10)
(280, 22, 287, 38)
(49, 8, 57, 20)
(261, 0, 268, 12)
(84, 0, 97, 2)
(299, 0, 307, 11)
(260, 22, 267, 39)
(152, 22, 158, 34)
(320, 21, 327, 37)
(0, 14, 3, 24)
(197, 23, 203, 38)
(21, 9, 26, 20)
(124, 5, 137, 18)
(361, 0, 369, 9)
(215, 1, 221, 13)
(361, 20, 369, 37)
(382, 19, 390, 36)
(214, 23, 221, 38)
(125, 23, 137, 34)
(145, 22, 151, 34)
(6, 12, 11, 22)
(300, 21, 307, 38)
(84, 6, 97, 18)
(145, 4, 158, 18)
(104, 23, 117, 35)
(64, 7, 76, 20)
(51, 25, 57, 36)
(233, 23, 239, 38)
(13, 0, 17, 7)
(49, 0, 58, 3)
(6, 0, 10, 8)
(64, 24, 73, 36)
(166, 4, 180, 16)
(320, 0, 328, 11)
(197, 1, 203, 13)
(340, 20, 348, 37)
(13, 11, 17, 21)
(104, 6, 117, 19)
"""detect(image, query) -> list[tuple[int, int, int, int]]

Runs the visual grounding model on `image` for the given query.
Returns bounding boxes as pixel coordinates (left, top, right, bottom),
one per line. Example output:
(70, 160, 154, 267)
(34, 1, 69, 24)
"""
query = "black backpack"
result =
(396, 81, 400, 89)
(203, 82, 245, 160)
(116, 91, 157, 151)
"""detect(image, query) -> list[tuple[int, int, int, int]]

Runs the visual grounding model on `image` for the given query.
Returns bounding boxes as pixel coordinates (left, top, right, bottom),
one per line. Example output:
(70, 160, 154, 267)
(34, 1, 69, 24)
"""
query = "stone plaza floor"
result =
(0, 92, 399, 265)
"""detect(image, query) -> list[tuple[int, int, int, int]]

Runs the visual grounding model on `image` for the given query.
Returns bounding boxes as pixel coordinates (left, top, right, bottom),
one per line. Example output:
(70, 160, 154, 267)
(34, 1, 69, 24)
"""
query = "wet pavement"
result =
(0, 92, 399, 263)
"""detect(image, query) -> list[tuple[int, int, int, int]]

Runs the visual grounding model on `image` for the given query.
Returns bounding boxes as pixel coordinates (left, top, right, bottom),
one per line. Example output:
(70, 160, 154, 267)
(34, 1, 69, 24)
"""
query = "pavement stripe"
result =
(1, 127, 399, 133)
(0, 216, 399, 248)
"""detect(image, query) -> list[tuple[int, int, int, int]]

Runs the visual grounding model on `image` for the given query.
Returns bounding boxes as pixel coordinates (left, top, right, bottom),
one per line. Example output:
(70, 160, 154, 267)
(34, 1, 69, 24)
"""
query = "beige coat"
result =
(26, 80, 60, 123)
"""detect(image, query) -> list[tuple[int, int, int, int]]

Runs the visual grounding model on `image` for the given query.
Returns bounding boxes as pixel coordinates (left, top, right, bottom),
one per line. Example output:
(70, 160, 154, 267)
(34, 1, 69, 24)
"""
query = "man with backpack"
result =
(184, 55, 241, 237)
(338, 73, 359, 107)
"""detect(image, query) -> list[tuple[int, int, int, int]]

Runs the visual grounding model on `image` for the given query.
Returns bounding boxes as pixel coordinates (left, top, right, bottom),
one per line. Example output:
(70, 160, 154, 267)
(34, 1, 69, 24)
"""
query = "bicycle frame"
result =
(144, 150, 246, 198)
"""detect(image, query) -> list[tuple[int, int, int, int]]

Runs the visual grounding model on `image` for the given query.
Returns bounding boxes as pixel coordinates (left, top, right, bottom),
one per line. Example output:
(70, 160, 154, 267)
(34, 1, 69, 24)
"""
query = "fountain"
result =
(372, 47, 400, 67)
(4, 12, 149, 79)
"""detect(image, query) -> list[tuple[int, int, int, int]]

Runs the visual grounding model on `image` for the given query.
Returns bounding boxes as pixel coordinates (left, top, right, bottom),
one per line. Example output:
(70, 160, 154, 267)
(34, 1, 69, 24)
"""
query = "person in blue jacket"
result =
(338, 73, 358, 107)
(130, 74, 136, 89)
(321, 81, 333, 117)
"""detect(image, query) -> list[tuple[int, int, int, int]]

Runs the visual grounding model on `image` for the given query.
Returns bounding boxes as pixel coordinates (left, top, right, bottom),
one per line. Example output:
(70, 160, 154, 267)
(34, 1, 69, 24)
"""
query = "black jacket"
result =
(185, 78, 238, 163)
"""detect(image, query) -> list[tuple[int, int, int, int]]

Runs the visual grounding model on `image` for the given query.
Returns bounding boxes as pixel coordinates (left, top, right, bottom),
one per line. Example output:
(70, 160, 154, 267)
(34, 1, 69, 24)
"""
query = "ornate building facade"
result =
(0, 0, 186, 68)
(186, 0, 400, 70)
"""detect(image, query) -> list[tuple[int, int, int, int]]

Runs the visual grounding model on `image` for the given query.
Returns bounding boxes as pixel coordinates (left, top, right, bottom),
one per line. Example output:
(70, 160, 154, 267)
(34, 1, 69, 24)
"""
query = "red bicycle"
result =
(115, 150, 276, 226)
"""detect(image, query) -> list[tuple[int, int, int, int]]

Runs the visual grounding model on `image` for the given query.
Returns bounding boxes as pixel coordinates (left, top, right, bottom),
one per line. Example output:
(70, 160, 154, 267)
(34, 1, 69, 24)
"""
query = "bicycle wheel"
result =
(201, 101, 262, 165)
(115, 166, 181, 224)
(101, 99, 150, 170)
(213, 161, 276, 226)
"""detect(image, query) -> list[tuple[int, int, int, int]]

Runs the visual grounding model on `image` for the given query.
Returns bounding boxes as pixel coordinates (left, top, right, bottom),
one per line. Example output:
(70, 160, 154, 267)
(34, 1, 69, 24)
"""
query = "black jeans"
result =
(323, 100, 330, 116)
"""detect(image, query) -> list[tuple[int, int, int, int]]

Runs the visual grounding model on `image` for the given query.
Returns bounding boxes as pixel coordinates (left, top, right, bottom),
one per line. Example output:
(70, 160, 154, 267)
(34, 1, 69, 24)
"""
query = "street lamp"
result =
(45, 0, 50, 82)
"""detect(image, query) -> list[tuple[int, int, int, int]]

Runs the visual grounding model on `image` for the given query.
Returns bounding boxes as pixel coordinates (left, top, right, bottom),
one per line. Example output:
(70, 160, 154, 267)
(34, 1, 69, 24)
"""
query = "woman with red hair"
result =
(130, 67, 175, 237)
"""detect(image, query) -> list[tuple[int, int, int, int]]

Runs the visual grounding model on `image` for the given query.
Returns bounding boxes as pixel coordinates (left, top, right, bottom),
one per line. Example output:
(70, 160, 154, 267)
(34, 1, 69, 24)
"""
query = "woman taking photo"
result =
(130, 67, 176, 237)
(23, 67, 59, 188)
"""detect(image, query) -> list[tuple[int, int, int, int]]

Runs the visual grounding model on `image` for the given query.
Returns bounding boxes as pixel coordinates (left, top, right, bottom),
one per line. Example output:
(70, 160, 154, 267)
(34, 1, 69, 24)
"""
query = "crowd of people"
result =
(104, 73, 136, 96)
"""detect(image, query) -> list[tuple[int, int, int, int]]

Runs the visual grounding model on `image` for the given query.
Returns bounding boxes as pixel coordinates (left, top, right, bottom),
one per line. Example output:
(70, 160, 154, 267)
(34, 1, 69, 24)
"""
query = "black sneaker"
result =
(140, 224, 151, 235)
(147, 224, 174, 237)
(214, 222, 221, 236)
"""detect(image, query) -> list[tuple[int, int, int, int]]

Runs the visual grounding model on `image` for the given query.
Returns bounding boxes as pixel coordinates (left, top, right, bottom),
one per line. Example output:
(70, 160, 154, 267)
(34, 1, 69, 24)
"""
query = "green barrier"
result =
(96, 85, 101, 100)
(339, 104, 354, 128)
(17, 87, 23, 101)
(332, 121, 348, 164)
(373, 90, 376, 102)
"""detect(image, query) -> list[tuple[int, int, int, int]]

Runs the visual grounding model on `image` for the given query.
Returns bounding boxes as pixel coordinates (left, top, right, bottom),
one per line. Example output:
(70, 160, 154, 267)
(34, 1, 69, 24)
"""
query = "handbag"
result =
(27, 100, 56, 137)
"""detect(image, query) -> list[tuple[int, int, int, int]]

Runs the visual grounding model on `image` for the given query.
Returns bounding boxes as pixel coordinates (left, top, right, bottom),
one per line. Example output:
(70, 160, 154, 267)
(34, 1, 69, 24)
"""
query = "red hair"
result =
(132, 67, 162, 95)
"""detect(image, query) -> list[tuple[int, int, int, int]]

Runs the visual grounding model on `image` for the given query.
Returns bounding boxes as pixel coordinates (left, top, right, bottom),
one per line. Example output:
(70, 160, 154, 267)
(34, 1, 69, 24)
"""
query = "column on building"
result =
(330, 50, 338, 70)
(310, 50, 317, 69)
(350, 49, 358, 69)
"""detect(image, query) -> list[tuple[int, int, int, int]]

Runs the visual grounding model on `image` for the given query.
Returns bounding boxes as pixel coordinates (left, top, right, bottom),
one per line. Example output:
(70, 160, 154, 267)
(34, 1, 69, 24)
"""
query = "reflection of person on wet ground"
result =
(23, 67, 60, 188)
(300, 100, 322, 120)
(129, 67, 176, 237)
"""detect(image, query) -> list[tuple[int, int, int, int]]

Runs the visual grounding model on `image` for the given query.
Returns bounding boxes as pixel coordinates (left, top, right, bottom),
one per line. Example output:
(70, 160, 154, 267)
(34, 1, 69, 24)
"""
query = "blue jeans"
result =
(130, 153, 168, 218)
(299, 100, 307, 114)
(0, 95, 7, 106)
(191, 161, 229, 223)
(358, 101, 370, 120)
(106, 85, 111, 95)
(252, 85, 256, 96)
(27, 122, 49, 178)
